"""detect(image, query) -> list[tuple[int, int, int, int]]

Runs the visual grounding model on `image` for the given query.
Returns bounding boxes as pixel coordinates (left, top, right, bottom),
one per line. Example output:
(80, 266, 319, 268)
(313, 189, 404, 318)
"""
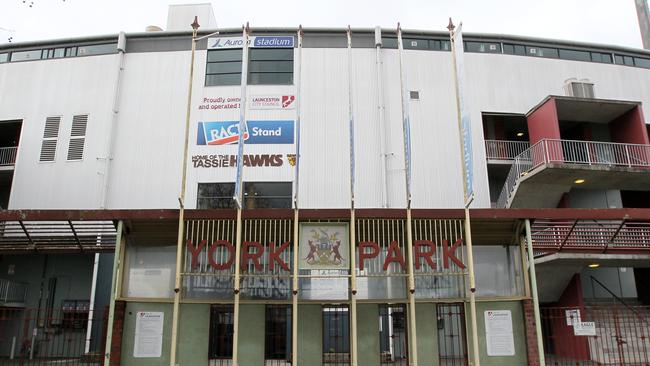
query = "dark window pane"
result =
(206, 73, 241, 86)
(206, 61, 242, 74)
(0, 53, 7, 63)
(440, 40, 451, 51)
(249, 60, 293, 73)
(207, 49, 243, 62)
(503, 44, 514, 54)
(559, 49, 591, 62)
(197, 182, 291, 209)
(65, 47, 77, 57)
(635, 57, 650, 68)
(209, 305, 234, 359)
(403, 38, 429, 50)
(526, 46, 558, 58)
(514, 45, 526, 55)
(265, 306, 292, 360)
(54, 48, 65, 58)
(249, 72, 293, 85)
(465, 41, 501, 53)
(615, 55, 624, 64)
(249, 48, 294, 61)
(78, 43, 116, 56)
(381, 37, 398, 49)
(624, 55, 634, 65)
(600, 53, 612, 63)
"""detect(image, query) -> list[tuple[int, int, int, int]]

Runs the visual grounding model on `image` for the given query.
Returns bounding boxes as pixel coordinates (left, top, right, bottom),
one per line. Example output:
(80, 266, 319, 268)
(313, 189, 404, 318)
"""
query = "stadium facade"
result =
(1, 6, 650, 366)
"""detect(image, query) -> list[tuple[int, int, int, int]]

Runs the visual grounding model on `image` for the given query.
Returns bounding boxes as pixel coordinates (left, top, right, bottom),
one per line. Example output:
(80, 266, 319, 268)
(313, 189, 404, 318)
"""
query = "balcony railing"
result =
(497, 139, 650, 208)
(484, 140, 529, 161)
(0, 146, 17, 166)
(0, 278, 28, 304)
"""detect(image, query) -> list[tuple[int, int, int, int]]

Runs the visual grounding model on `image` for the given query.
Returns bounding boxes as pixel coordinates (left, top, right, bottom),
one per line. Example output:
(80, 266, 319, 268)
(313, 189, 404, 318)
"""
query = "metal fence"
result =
(541, 306, 650, 365)
(484, 140, 529, 161)
(0, 280, 27, 305)
(0, 147, 17, 167)
(497, 139, 650, 208)
(0, 307, 108, 365)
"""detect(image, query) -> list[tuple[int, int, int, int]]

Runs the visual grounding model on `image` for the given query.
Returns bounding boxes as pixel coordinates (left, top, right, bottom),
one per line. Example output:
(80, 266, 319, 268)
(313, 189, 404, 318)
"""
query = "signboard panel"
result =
(208, 36, 295, 49)
(299, 223, 349, 270)
(485, 310, 515, 356)
(197, 120, 295, 145)
(574, 321, 597, 336)
(133, 311, 164, 358)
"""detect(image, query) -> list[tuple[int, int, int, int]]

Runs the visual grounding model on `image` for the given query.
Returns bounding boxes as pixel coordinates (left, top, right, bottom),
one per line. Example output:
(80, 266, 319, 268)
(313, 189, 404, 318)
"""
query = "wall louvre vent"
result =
(39, 116, 61, 162)
(67, 114, 88, 161)
(409, 90, 420, 100)
(564, 78, 595, 98)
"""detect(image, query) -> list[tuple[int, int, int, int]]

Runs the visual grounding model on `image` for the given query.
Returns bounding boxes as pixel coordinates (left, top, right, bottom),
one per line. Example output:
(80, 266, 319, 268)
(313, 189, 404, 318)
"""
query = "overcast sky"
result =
(0, 0, 645, 48)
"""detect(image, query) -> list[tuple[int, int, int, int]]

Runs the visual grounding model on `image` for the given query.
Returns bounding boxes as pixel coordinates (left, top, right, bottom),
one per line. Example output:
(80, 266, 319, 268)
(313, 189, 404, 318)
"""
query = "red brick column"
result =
(105, 301, 126, 366)
(523, 299, 540, 366)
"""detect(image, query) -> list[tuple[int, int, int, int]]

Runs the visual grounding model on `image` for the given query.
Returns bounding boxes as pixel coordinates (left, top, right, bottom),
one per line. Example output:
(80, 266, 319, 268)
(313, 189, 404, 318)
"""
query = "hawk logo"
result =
(286, 154, 296, 166)
(282, 95, 296, 108)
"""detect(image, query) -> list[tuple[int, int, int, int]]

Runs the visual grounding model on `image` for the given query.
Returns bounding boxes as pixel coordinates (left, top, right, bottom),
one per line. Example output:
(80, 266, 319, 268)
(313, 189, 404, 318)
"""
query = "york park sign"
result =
(185, 223, 466, 273)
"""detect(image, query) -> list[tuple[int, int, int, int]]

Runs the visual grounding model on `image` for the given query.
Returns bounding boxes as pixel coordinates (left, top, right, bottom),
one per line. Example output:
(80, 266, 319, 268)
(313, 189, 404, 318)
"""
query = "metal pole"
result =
(291, 25, 303, 366)
(448, 18, 480, 365)
(525, 219, 546, 365)
(103, 220, 124, 365)
(169, 17, 200, 366)
(397, 23, 418, 366)
(375, 26, 389, 208)
(232, 23, 251, 366)
(346, 26, 359, 366)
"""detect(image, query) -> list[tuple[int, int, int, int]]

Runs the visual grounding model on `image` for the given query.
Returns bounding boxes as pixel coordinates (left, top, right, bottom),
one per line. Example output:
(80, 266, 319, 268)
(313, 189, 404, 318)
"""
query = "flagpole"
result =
(448, 18, 480, 366)
(397, 23, 418, 366)
(346, 26, 359, 366)
(232, 22, 250, 366)
(169, 16, 200, 366)
(291, 25, 303, 366)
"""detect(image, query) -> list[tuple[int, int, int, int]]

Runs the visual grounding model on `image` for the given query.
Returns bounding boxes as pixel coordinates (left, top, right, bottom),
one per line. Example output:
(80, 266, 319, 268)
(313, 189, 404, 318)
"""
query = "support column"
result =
(405, 209, 418, 366)
(464, 208, 480, 366)
(292, 209, 299, 365)
(525, 219, 546, 366)
(232, 208, 243, 366)
(103, 221, 124, 365)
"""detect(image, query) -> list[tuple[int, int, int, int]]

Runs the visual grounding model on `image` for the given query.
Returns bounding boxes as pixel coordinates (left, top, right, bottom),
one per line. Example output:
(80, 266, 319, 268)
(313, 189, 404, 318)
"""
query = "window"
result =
(0, 53, 7, 63)
(380, 37, 398, 49)
(77, 43, 116, 56)
(39, 116, 61, 162)
(465, 41, 501, 53)
(559, 49, 591, 62)
(614, 54, 635, 66)
(209, 305, 234, 361)
(197, 182, 292, 209)
(65, 47, 77, 57)
(265, 305, 292, 361)
(42, 48, 64, 59)
(205, 49, 243, 86)
(403, 38, 429, 50)
(248, 48, 294, 85)
(431, 39, 451, 51)
(10, 49, 42, 62)
(635, 57, 650, 69)
(67, 114, 88, 161)
(503, 43, 526, 56)
(526, 46, 559, 58)
(61, 300, 90, 330)
(123, 244, 176, 298)
(591, 52, 612, 63)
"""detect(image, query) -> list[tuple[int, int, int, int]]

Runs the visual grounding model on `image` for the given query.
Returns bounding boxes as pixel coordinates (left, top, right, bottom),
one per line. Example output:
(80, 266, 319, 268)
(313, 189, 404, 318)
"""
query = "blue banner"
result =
(197, 120, 294, 145)
(453, 24, 474, 205)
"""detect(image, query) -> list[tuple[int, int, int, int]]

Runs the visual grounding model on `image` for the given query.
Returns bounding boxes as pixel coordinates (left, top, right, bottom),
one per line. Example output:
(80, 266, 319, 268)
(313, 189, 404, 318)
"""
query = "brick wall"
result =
(103, 300, 126, 366)
(523, 299, 540, 366)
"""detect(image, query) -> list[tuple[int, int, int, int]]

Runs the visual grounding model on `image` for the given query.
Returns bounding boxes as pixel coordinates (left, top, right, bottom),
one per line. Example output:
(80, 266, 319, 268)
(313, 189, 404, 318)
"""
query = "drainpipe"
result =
(86, 31, 127, 355)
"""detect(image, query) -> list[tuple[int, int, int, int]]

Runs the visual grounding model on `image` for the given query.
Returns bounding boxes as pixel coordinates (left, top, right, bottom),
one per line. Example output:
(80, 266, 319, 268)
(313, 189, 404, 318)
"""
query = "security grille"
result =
(379, 304, 409, 365)
(208, 305, 234, 364)
(437, 303, 468, 365)
(67, 114, 88, 161)
(39, 116, 60, 162)
(323, 305, 350, 366)
(265, 305, 292, 365)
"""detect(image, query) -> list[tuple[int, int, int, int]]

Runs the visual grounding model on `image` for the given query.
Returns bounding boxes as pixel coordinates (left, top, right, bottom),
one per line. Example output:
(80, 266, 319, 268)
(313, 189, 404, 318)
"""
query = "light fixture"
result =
(574, 179, 586, 184)
(516, 132, 524, 137)
(588, 263, 600, 268)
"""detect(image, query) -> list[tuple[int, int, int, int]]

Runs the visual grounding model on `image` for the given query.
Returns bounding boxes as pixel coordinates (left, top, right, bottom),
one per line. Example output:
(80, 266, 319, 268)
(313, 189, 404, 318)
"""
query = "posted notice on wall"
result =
(485, 310, 515, 356)
(133, 311, 164, 358)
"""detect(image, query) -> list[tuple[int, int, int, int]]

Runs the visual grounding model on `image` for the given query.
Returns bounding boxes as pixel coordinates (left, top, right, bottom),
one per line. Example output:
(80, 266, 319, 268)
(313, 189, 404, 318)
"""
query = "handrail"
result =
(0, 278, 28, 303)
(484, 140, 529, 161)
(0, 146, 17, 166)
(589, 275, 648, 325)
(496, 139, 650, 208)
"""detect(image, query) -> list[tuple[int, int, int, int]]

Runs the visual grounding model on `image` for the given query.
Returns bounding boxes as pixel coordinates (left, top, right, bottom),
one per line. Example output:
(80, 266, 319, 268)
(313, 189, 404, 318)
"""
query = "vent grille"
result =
(39, 116, 61, 162)
(564, 79, 595, 98)
(409, 90, 420, 100)
(67, 114, 88, 161)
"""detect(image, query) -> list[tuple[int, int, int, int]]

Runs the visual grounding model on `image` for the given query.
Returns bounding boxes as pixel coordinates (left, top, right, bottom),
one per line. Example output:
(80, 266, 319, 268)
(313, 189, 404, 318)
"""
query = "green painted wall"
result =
(357, 304, 380, 366)
(237, 304, 265, 365)
(416, 303, 439, 365)
(466, 301, 528, 366)
(178, 303, 210, 366)
(120, 302, 172, 366)
(298, 304, 322, 366)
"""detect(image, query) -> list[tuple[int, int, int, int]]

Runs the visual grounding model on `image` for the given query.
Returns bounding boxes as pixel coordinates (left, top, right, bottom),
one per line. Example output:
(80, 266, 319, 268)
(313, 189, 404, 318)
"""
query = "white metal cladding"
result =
(0, 54, 118, 209)
(3, 40, 650, 210)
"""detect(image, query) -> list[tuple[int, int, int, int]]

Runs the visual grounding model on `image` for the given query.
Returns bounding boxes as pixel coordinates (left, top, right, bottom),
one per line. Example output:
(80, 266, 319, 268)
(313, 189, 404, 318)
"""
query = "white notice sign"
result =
(134, 311, 164, 358)
(565, 309, 581, 326)
(574, 321, 597, 336)
(485, 310, 515, 356)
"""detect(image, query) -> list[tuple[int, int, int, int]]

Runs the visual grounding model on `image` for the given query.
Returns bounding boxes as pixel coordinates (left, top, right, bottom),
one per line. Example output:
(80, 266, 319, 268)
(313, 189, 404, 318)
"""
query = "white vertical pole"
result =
(291, 25, 303, 366)
(232, 23, 251, 366)
(397, 23, 418, 366)
(375, 26, 389, 208)
(525, 219, 546, 365)
(346, 26, 359, 366)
